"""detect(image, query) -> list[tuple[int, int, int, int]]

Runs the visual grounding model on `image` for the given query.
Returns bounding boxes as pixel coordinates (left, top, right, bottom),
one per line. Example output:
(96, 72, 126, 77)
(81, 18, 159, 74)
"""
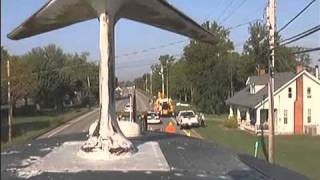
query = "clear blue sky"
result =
(1, 0, 319, 81)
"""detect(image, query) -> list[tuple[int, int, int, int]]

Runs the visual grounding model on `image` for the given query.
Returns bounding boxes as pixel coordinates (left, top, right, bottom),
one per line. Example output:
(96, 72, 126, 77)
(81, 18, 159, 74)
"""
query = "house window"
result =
(308, 109, 311, 123)
(288, 88, 292, 98)
(307, 87, 311, 98)
(284, 110, 288, 124)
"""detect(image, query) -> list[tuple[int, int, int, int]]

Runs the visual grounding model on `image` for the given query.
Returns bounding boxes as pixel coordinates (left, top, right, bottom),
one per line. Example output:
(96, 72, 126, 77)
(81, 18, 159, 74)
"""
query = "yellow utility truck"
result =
(154, 92, 175, 116)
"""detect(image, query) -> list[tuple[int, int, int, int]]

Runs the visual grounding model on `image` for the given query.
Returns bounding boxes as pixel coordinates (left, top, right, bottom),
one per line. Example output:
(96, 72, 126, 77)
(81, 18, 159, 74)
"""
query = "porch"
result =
(229, 105, 270, 135)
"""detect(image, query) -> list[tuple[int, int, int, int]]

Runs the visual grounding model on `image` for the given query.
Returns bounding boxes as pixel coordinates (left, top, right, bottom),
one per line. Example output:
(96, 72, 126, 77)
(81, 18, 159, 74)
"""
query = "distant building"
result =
(226, 66, 320, 135)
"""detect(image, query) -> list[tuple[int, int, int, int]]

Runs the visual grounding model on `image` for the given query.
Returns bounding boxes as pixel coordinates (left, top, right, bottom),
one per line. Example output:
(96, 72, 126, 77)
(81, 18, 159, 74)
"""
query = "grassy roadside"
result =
(1, 107, 91, 150)
(195, 114, 320, 180)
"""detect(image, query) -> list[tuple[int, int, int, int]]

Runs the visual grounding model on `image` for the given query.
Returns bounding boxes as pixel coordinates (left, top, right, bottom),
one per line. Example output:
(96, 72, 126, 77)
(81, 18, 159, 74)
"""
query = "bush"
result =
(223, 117, 238, 129)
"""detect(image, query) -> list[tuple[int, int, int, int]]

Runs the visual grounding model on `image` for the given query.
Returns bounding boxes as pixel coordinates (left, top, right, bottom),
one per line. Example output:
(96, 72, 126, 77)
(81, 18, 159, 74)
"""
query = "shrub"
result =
(223, 117, 238, 129)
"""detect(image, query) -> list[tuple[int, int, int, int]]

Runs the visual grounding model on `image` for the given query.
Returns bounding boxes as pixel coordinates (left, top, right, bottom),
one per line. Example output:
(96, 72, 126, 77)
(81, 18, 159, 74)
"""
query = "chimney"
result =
(296, 64, 304, 74)
(316, 65, 319, 79)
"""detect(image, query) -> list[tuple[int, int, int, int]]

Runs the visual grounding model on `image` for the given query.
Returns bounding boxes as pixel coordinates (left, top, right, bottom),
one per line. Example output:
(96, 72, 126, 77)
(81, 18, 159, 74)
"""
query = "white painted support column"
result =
(98, 13, 116, 139)
(98, 12, 135, 144)
(80, 13, 135, 158)
(237, 108, 241, 122)
(246, 109, 251, 124)
(129, 95, 132, 122)
(256, 108, 261, 127)
(228, 106, 234, 119)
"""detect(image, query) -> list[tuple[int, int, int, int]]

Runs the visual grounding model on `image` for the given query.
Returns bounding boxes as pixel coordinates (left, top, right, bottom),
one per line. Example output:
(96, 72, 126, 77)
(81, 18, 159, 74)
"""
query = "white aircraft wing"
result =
(8, 0, 215, 44)
(118, 0, 216, 44)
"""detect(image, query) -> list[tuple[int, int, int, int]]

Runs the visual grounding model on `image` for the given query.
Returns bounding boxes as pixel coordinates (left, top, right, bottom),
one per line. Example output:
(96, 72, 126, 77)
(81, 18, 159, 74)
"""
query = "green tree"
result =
(183, 21, 234, 113)
(10, 55, 38, 107)
(1, 47, 37, 107)
(168, 59, 189, 102)
(1, 46, 10, 105)
(150, 63, 162, 97)
(132, 21, 312, 115)
(24, 45, 67, 110)
(243, 21, 269, 72)
(243, 21, 311, 74)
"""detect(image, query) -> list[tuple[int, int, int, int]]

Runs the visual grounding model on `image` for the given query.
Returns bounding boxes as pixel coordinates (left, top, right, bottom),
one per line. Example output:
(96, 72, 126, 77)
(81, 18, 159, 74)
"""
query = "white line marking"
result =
(182, 130, 188, 136)
(45, 109, 98, 138)
(47, 124, 71, 138)
(191, 129, 203, 139)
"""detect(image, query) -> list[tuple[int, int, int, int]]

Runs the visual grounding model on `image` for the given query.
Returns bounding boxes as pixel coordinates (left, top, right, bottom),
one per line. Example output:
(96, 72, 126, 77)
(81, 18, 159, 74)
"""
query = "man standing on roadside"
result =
(199, 113, 206, 127)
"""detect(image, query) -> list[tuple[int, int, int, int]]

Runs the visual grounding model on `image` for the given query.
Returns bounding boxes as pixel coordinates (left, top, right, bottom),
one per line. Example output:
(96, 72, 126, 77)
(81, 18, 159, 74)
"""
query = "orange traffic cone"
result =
(165, 121, 176, 134)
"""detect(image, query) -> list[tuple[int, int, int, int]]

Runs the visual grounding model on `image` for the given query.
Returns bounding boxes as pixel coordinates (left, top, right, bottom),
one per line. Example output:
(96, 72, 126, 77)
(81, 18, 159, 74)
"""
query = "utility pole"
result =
(161, 63, 165, 97)
(230, 64, 234, 97)
(132, 89, 137, 122)
(7, 59, 12, 143)
(150, 70, 153, 96)
(87, 76, 91, 108)
(166, 61, 169, 98)
(145, 74, 148, 92)
(87, 76, 91, 89)
(129, 94, 132, 122)
(267, 0, 276, 163)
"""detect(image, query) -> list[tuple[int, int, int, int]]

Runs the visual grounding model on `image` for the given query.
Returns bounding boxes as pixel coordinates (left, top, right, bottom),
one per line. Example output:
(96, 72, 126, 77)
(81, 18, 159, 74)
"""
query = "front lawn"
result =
(196, 114, 320, 180)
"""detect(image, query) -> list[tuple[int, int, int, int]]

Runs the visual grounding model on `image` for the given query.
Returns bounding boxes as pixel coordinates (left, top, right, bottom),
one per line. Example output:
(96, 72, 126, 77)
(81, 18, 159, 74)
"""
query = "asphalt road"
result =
(116, 89, 152, 113)
(1, 89, 307, 180)
(38, 88, 152, 139)
(37, 88, 191, 140)
(115, 89, 194, 138)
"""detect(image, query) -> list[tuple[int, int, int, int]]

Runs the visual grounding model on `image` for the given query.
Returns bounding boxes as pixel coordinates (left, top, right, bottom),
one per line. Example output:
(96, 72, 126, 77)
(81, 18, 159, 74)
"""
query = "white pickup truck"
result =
(147, 112, 161, 124)
(176, 110, 199, 129)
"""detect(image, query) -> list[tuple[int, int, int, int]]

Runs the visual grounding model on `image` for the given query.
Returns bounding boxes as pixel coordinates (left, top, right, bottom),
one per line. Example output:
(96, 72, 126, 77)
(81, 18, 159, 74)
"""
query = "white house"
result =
(226, 65, 320, 135)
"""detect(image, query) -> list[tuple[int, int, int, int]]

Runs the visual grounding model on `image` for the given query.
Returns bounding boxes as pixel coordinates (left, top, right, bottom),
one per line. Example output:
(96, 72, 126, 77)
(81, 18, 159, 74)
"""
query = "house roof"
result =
(226, 72, 295, 108)
(247, 74, 269, 85)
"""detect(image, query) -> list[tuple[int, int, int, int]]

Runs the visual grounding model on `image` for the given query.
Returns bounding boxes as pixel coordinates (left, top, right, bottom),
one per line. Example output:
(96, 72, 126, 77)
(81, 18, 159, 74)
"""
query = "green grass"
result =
(196, 114, 320, 180)
(175, 105, 197, 113)
(1, 107, 90, 150)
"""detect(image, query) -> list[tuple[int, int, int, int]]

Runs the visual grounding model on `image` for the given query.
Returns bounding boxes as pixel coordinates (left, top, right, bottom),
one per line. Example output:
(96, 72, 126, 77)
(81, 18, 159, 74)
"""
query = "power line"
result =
(226, 19, 262, 30)
(280, 25, 320, 46)
(117, 54, 184, 69)
(115, 18, 258, 60)
(220, 0, 248, 24)
(114, 19, 259, 61)
(276, 47, 320, 72)
(113, 2, 266, 61)
(203, 0, 225, 21)
(115, 1, 248, 60)
(117, 62, 157, 70)
(292, 47, 320, 54)
(280, 25, 320, 43)
(278, 0, 317, 33)
(277, 57, 296, 72)
(116, 40, 188, 59)
(216, 0, 236, 22)
(118, 39, 245, 70)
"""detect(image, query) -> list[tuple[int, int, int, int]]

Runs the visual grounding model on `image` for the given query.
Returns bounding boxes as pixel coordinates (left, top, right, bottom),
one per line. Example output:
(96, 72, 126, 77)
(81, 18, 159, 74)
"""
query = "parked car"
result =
(147, 111, 161, 124)
(124, 103, 132, 112)
(176, 110, 199, 129)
